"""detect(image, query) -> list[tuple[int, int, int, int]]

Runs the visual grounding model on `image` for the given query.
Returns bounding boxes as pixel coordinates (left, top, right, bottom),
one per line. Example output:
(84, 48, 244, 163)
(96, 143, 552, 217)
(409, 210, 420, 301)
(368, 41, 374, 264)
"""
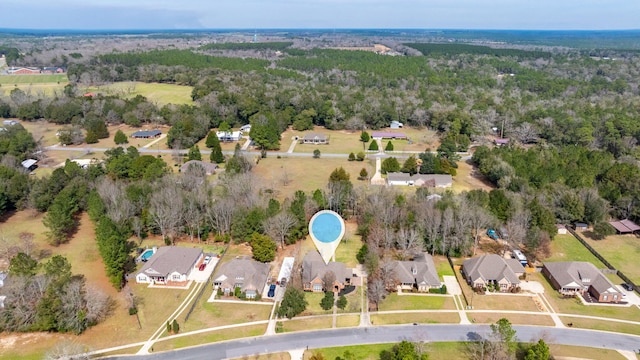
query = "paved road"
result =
(106, 324, 640, 360)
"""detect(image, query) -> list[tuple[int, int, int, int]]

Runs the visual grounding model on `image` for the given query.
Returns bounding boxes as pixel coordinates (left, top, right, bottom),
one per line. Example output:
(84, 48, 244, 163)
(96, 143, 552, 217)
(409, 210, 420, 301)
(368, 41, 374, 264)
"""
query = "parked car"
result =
(268, 284, 276, 297)
(280, 277, 287, 287)
(621, 283, 633, 291)
(203, 255, 211, 265)
(486, 229, 499, 241)
(199, 263, 206, 271)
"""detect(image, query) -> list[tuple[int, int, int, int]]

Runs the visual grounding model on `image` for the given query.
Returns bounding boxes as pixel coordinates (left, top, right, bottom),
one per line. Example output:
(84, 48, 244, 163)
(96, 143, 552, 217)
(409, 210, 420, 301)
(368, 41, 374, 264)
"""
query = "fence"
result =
(566, 227, 638, 294)
(183, 243, 230, 322)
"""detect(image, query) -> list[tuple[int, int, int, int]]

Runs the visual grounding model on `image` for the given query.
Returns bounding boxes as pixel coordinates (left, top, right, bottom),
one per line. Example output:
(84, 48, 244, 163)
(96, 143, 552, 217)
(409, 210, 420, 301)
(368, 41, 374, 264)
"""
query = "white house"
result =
(240, 124, 252, 133)
(216, 131, 242, 142)
(386, 172, 452, 188)
(136, 247, 203, 285)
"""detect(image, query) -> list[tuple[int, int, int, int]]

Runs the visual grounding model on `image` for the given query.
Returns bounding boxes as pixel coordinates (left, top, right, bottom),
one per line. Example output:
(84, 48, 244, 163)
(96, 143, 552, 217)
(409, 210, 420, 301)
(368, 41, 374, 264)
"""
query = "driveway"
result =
(519, 280, 545, 294)
(189, 256, 218, 283)
(443, 275, 462, 295)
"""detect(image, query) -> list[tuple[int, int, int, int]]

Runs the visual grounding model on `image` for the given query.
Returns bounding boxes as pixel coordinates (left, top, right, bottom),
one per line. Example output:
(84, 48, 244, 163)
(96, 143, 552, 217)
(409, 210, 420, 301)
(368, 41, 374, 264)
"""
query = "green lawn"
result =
(303, 292, 333, 315)
(0, 74, 67, 84)
(86, 81, 194, 105)
(378, 293, 456, 311)
(334, 222, 363, 268)
(370, 312, 460, 325)
(282, 317, 333, 332)
(581, 234, 640, 284)
(545, 234, 608, 268)
(433, 256, 454, 277)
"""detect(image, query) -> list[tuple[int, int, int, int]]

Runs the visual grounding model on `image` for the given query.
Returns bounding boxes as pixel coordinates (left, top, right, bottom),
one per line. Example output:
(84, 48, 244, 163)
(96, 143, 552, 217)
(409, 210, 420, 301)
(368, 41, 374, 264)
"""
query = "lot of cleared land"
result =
(379, 294, 456, 311)
(86, 82, 194, 106)
(451, 160, 495, 193)
(370, 312, 460, 325)
(153, 324, 266, 352)
(0, 74, 68, 84)
(581, 233, 640, 284)
(252, 156, 375, 200)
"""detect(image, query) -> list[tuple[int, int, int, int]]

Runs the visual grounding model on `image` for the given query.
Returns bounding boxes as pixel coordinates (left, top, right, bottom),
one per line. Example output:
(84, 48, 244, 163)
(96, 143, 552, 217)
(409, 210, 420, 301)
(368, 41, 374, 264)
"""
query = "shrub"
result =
(385, 141, 394, 151)
(313, 149, 321, 158)
(129, 307, 138, 315)
(348, 152, 355, 161)
(368, 140, 379, 151)
(356, 152, 365, 161)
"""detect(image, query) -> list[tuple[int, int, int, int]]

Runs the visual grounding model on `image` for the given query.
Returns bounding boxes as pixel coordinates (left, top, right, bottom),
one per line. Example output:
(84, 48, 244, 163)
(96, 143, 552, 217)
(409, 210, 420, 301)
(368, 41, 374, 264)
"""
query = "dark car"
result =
(267, 284, 276, 297)
(198, 263, 206, 271)
(622, 283, 633, 291)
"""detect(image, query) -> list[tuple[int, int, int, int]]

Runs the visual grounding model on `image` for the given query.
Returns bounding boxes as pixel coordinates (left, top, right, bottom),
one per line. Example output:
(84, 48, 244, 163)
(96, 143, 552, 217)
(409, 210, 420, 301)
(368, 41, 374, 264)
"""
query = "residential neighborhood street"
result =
(108, 324, 640, 360)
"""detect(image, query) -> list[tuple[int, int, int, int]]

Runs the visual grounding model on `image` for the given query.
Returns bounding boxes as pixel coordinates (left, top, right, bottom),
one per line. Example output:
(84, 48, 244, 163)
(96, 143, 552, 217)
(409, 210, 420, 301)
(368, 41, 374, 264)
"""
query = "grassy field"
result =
(379, 293, 456, 311)
(179, 302, 272, 333)
(281, 317, 333, 332)
(153, 324, 266, 352)
(370, 312, 460, 325)
(469, 312, 555, 326)
(451, 160, 495, 193)
(581, 233, 640, 284)
(252, 156, 375, 200)
(531, 273, 640, 321)
(0, 74, 68, 84)
(545, 234, 608, 267)
(86, 82, 194, 106)
(549, 345, 628, 360)
(559, 316, 640, 335)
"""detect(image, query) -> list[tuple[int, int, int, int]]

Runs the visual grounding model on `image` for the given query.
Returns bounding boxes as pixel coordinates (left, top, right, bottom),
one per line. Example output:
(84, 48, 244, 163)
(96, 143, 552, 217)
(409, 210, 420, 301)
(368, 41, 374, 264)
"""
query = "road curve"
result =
(104, 324, 640, 360)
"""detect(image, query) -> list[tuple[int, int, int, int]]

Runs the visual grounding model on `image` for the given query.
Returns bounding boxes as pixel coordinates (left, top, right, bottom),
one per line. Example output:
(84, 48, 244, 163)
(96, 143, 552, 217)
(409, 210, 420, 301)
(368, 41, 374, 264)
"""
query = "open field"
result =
(451, 160, 495, 193)
(252, 156, 375, 200)
(86, 82, 194, 106)
(469, 312, 555, 326)
(153, 324, 266, 352)
(531, 272, 640, 321)
(545, 234, 609, 267)
(581, 233, 640, 284)
(379, 293, 456, 311)
(370, 312, 460, 325)
(0, 74, 68, 84)
(559, 315, 640, 335)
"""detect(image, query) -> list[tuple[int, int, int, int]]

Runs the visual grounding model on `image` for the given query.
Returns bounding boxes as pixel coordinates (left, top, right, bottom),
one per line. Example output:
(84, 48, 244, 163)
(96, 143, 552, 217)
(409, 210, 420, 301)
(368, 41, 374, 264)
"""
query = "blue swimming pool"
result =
(140, 249, 154, 262)
(310, 211, 344, 243)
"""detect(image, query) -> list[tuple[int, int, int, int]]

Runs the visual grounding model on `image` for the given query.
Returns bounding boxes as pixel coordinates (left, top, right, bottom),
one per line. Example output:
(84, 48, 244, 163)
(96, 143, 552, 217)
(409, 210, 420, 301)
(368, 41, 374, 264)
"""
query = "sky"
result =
(1, 0, 638, 30)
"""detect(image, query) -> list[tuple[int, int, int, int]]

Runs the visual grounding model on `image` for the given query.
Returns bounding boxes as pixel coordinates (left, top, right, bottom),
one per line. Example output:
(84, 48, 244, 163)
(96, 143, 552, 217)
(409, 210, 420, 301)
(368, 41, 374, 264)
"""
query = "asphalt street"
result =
(106, 324, 640, 360)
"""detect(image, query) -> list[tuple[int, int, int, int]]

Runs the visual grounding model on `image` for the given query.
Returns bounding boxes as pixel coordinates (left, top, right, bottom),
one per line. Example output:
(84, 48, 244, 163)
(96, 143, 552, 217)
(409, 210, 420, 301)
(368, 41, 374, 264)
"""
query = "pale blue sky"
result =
(1, 0, 638, 30)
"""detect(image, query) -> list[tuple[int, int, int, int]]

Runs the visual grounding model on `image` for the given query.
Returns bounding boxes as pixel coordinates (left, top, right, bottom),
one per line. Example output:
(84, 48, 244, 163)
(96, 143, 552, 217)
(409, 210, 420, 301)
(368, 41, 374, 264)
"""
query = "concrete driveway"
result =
(519, 280, 545, 294)
(189, 256, 218, 283)
(443, 275, 462, 295)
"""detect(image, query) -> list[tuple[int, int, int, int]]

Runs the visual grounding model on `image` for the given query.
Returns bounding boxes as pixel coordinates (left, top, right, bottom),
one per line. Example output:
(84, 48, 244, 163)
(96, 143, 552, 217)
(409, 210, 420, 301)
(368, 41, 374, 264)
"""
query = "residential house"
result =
(462, 254, 525, 292)
(543, 262, 623, 303)
(213, 257, 270, 299)
(131, 129, 162, 139)
(608, 219, 640, 234)
(386, 172, 452, 188)
(216, 131, 242, 142)
(302, 251, 351, 292)
(390, 121, 404, 129)
(301, 133, 329, 144)
(136, 247, 203, 285)
(371, 131, 407, 139)
(41, 67, 66, 74)
(180, 160, 218, 175)
(390, 253, 441, 292)
(7, 67, 41, 75)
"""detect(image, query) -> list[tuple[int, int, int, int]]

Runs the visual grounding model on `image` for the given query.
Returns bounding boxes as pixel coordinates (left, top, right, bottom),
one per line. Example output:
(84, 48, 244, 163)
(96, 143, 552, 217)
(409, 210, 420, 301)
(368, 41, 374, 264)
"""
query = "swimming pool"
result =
(140, 249, 154, 262)
(310, 210, 345, 244)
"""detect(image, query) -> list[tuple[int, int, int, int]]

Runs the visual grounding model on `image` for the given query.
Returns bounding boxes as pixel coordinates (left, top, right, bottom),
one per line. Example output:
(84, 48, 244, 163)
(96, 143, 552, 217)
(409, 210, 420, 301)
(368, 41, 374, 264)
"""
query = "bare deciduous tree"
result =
(149, 181, 183, 243)
(322, 270, 336, 292)
(263, 212, 297, 249)
(206, 197, 236, 235)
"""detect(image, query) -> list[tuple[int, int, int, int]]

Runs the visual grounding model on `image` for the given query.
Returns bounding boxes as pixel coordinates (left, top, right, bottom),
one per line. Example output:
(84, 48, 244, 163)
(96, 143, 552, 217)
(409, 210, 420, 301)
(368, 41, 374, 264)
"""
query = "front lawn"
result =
(378, 293, 456, 311)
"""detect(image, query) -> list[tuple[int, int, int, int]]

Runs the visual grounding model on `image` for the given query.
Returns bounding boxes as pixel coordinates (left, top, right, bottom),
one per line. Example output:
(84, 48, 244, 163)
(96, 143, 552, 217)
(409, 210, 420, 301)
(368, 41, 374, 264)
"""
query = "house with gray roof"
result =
(136, 247, 202, 285)
(301, 133, 329, 144)
(386, 172, 452, 188)
(462, 254, 525, 292)
(302, 251, 351, 292)
(131, 129, 162, 139)
(213, 257, 270, 299)
(180, 160, 218, 175)
(391, 253, 441, 292)
(542, 262, 623, 303)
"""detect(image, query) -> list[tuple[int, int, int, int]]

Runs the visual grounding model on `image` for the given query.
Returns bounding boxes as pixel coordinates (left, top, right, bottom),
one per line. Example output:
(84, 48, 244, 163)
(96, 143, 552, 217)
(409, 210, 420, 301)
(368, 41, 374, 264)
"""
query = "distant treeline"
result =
(95, 49, 268, 71)
(405, 43, 552, 59)
(200, 41, 293, 51)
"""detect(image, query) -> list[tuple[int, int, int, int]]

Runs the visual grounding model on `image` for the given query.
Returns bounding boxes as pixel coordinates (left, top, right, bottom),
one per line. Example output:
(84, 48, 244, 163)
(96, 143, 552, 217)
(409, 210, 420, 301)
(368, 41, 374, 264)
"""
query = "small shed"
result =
(21, 159, 38, 171)
(240, 124, 252, 133)
(3, 120, 18, 126)
(574, 223, 588, 232)
(556, 224, 567, 235)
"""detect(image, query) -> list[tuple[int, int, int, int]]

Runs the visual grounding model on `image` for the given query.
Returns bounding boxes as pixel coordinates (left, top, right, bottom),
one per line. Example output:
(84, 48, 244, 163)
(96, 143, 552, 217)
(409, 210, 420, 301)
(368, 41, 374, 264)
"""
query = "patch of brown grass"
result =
(282, 317, 333, 332)
(549, 344, 628, 360)
(153, 324, 266, 352)
(452, 160, 494, 193)
(559, 316, 640, 335)
(336, 315, 360, 327)
(370, 312, 460, 325)
(469, 313, 555, 326)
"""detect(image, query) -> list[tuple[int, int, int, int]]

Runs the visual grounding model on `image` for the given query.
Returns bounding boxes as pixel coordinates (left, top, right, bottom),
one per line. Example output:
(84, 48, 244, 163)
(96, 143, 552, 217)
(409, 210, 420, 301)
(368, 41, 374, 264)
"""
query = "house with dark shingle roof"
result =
(462, 254, 524, 292)
(390, 253, 441, 292)
(302, 251, 351, 292)
(301, 133, 329, 144)
(542, 262, 623, 303)
(131, 129, 162, 139)
(213, 257, 270, 299)
(136, 247, 202, 285)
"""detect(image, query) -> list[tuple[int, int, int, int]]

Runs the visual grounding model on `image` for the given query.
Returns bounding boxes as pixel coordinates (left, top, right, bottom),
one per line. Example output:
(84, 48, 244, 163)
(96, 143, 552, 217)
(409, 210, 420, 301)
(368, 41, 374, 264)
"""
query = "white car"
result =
(203, 256, 211, 265)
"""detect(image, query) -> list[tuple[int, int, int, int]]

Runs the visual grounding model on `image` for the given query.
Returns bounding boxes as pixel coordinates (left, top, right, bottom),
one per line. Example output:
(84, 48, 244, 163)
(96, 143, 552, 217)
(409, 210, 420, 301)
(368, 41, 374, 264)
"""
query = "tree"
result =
(172, 319, 179, 334)
(114, 130, 128, 145)
(336, 295, 347, 310)
(368, 140, 379, 151)
(313, 149, 321, 158)
(385, 141, 394, 151)
(360, 131, 370, 143)
(381, 157, 400, 174)
(277, 287, 307, 319)
(250, 233, 276, 262)
(525, 339, 551, 360)
(43, 186, 81, 245)
(381, 341, 428, 360)
(207, 132, 225, 163)
(490, 318, 518, 357)
(348, 152, 355, 161)
(359, 168, 369, 180)
(356, 243, 368, 264)
(226, 143, 253, 174)
(356, 152, 365, 161)
(401, 155, 418, 175)
(249, 113, 280, 150)
(187, 145, 202, 161)
(322, 270, 336, 292)
(320, 291, 334, 310)
(592, 221, 615, 240)
(263, 211, 297, 248)
(85, 130, 98, 144)
(9, 252, 38, 276)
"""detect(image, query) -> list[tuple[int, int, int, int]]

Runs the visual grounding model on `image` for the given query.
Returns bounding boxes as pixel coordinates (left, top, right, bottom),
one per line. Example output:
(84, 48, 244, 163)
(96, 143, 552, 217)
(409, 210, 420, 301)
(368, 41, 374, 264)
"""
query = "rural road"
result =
(104, 324, 640, 360)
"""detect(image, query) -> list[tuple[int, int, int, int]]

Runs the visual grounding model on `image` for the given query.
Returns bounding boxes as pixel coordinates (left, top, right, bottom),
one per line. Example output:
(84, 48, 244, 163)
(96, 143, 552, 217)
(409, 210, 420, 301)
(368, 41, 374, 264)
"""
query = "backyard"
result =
(581, 233, 640, 284)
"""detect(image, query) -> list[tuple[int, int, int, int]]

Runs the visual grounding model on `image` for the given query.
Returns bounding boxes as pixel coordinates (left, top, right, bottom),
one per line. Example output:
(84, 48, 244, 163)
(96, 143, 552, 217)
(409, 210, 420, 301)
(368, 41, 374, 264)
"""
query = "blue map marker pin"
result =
(309, 210, 346, 264)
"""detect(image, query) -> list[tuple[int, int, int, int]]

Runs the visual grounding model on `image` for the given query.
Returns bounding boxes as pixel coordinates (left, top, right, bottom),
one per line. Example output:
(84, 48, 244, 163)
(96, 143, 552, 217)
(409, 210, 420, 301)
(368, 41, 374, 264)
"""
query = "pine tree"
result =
(187, 145, 202, 161)
(114, 129, 128, 145)
(385, 141, 394, 151)
(368, 140, 379, 151)
(85, 130, 98, 144)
